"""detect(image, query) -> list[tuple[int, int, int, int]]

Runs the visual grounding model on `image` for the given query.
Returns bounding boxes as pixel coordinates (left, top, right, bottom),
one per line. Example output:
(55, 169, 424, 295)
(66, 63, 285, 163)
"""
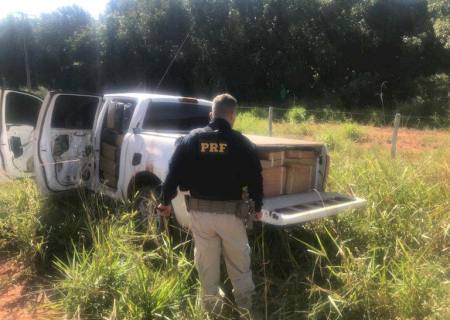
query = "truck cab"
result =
(0, 89, 43, 178)
(32, 92, 365, 228)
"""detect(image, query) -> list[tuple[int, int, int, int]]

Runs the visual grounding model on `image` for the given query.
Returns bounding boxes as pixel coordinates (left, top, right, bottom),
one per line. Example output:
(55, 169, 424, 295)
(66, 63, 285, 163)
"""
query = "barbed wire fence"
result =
(238, 106, 449, 130)
(238, 105, 448, 159)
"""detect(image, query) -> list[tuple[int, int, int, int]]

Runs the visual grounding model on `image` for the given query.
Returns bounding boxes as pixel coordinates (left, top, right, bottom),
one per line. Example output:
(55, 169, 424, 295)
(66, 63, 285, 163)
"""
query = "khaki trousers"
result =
(190, 210, 255, 312)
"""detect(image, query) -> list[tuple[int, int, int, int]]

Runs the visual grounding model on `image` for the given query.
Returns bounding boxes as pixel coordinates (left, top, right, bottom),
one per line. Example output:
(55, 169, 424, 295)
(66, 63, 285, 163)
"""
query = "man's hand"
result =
(157, 204, 172, 217)
(254, 211, 263, 221)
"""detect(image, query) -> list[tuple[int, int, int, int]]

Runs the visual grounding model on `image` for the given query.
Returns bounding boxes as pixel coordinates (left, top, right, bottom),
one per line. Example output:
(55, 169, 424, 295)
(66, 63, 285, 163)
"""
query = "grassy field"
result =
(0, 115, 449, 319)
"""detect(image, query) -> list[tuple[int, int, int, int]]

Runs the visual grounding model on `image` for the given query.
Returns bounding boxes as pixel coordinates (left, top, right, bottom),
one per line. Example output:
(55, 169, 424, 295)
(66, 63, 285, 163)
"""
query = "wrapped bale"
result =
(285, 165, 314, 193)
(284, 150, 317, 194)
(262, 166, 286, 197)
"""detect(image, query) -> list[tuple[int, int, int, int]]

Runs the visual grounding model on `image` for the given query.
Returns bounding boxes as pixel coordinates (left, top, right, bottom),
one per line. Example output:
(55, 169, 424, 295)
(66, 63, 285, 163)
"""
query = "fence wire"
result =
(238, 106, 449, 129)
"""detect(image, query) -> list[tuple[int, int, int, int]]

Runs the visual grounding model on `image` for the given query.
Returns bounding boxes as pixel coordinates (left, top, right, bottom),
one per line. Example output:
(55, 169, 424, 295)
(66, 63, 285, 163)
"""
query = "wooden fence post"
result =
(268, 107, 273, 136)
(391, 113, 401, 158)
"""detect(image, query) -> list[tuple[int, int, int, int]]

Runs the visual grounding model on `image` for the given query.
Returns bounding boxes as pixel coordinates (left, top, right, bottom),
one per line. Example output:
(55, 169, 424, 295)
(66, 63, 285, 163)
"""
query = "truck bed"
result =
(141, 131, 324, 150)
(246, 134, 323, 151)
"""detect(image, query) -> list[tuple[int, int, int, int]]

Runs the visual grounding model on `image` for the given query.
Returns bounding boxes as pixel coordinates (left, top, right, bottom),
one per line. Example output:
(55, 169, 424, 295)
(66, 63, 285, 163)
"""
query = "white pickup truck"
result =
(1, 91, 365, 228)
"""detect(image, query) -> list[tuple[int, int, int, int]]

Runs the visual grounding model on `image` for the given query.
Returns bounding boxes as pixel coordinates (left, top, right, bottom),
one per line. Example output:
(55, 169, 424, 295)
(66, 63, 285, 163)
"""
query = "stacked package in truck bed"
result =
(259, 150, 317, 198)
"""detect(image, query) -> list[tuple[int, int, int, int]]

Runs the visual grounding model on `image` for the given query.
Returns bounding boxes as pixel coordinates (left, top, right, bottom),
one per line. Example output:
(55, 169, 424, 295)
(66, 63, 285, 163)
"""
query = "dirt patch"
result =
(0, 258, 60, 320)
(361, 126, 450, 153)
(292, 123, 450, 153)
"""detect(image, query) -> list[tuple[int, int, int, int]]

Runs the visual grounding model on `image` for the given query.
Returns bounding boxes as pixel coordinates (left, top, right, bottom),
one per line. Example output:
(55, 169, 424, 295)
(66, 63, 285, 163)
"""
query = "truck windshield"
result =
(143, 101, 211, 132)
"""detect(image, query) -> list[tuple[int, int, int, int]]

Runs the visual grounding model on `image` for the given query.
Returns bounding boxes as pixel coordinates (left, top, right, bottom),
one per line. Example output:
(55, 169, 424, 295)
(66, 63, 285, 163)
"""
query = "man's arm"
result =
(247, 150, 263, 212)
(240, 137, 263, 212)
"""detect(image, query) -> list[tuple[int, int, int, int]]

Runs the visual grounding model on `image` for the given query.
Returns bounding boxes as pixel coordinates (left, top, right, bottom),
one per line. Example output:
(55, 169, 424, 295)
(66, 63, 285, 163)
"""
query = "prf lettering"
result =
(200, 142, 227, 153)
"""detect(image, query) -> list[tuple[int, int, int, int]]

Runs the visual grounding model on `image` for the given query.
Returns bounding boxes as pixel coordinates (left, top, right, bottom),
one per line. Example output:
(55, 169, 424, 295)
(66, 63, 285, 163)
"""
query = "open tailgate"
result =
(261, 192, 366, 226)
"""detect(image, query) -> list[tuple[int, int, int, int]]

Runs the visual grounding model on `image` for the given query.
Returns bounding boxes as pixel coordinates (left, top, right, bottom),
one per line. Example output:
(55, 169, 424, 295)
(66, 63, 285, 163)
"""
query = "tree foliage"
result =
(0, 0, 448, 114)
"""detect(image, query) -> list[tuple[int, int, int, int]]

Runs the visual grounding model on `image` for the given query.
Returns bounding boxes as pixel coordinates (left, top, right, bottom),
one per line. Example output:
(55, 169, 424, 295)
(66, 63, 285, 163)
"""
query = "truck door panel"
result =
(35, 93, 102, 193)
(0, 89, 42, 177)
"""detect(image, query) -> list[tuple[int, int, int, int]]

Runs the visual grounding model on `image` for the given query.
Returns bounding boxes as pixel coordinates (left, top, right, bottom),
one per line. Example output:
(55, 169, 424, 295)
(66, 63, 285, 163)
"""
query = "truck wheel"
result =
(135, 185, 164, 236)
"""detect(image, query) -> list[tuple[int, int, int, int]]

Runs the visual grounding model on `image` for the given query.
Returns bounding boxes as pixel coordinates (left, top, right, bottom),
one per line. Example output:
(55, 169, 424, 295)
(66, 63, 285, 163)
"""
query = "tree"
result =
(0, 14, 34, 88)
(0, 0, 447, 113)
(101, 0, 192, 93)
(34, 5, 99, 91)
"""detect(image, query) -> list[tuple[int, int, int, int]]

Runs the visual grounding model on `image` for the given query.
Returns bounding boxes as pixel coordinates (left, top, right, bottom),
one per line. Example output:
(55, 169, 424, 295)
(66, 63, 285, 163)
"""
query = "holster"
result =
(235, 199, 255, 220)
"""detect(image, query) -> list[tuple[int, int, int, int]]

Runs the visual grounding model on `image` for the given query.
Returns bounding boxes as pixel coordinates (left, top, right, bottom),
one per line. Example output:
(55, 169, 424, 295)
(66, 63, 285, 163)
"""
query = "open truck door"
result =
(34, 92, 103, 193)
(0, 89, 43, 178)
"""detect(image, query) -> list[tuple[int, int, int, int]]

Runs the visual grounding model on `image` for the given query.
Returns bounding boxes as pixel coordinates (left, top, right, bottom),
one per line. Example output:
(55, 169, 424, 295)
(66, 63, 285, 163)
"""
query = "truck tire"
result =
(134, 185, 188, 247)
(134, 185, 165, 237)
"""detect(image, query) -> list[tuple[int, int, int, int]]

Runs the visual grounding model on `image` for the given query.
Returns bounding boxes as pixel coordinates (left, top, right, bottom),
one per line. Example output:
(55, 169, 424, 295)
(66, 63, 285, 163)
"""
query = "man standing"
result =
(158, 94, 263, 316)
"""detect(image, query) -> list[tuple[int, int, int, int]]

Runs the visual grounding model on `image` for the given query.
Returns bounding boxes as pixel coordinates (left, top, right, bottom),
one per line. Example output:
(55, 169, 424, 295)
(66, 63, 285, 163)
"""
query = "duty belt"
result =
(185, 196, 253, 218)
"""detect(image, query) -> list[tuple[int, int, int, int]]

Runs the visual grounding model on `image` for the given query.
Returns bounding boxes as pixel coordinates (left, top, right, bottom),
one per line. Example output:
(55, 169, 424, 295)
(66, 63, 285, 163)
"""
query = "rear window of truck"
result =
(5, 92, 41, 126)
(51, 95, 99, 129)
(143, 101, 211, 132)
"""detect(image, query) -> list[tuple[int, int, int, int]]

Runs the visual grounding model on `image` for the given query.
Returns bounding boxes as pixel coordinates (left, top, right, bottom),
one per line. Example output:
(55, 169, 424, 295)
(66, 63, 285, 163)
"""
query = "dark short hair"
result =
(212, 93, 237, 117)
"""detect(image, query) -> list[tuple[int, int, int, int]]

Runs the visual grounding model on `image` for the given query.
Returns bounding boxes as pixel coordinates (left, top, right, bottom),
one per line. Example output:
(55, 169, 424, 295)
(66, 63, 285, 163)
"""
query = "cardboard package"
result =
(262, 166, 286, 197)
(260, 159, 284, 169)
(285, 165, 314, 194)
(101, 143, 121, 162)
(259, 151, 285, 161)
(259, 149, 318, 196)
(284, 149, 317, 194)
(285, 150, 316, 159)
(106, 103, 116, 129)
(259, 151, 285, 169)
(284, 157, 316, 166)
(100, 156, 117, 176)
(101, 172, 117, 188)
(102, 128, 125, 146)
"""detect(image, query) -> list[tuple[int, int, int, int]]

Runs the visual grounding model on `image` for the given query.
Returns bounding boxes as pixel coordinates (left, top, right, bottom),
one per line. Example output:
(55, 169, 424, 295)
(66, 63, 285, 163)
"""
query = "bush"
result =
(338, 72, 381, 107)
(286, 106, 308, 123)
(414, 73, 450, 116)
(248, 107, 269, 118)
(316, 123, 367, 150)
(318, 131, 344, 150)
(19, 86, 48, 99)
(235, 111, 268, 134)
(342, 122, 368, 142)
(316, 107, 350, 122)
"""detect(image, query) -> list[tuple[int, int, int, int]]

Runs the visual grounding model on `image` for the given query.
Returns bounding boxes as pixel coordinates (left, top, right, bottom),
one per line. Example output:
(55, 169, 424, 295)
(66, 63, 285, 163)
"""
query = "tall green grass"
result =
(0, 179, 112, 271)
(0, 118, 448, 319)
(0, 179, 44, 266)
(235, 112, 367, 150)
(53, 214, 202, 319)
(0, 184, 207, 319)
(297, 146, 449, 319)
